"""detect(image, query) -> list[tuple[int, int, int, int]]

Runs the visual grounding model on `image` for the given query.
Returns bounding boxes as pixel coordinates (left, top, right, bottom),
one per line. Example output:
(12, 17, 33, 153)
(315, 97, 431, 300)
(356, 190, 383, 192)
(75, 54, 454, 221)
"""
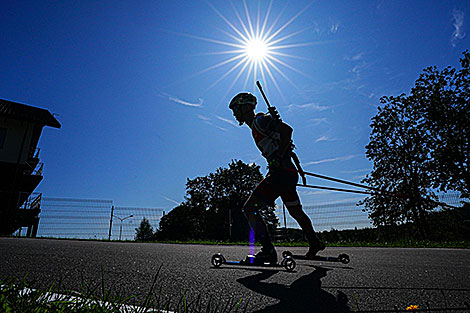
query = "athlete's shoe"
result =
(253, 244, 278, 264)
(305, 239, 326, 259)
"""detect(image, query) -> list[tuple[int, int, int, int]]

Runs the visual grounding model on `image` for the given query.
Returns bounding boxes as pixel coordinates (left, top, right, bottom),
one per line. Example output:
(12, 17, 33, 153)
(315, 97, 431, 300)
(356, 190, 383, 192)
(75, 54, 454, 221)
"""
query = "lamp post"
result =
(113, 214, 133, 241)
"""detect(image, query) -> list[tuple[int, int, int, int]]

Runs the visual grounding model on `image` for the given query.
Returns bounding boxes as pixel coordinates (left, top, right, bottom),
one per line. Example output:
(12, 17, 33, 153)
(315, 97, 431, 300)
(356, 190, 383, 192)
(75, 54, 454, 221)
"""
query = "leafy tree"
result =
(362, 94, 435, 238)
(135, 217, 154, 241)
(362, 51, 470, 238)
(411, 50, 470, 199)
(156, 203, 206, 240)
(156, 160, 279, 241)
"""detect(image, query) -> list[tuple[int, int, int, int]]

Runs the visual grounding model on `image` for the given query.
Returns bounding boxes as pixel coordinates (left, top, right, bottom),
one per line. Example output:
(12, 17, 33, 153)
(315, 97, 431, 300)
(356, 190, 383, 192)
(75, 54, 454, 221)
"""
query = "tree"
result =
(362, 51, 470, 238)
(196, 160, 278, 240)
(362, 94, 436, 238)
(135, 217, 154, 241)
(156, 203, 206, 240)
(411, 50, 470, 199)
(156, 160, 279, 241)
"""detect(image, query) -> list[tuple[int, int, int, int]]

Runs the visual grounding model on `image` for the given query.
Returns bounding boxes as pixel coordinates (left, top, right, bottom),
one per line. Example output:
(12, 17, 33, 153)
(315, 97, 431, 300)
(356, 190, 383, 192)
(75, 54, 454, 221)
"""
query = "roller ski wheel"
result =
(338, 253, 350, 264)
(211, 253, 225, 268)
(280, 256, 296, 271)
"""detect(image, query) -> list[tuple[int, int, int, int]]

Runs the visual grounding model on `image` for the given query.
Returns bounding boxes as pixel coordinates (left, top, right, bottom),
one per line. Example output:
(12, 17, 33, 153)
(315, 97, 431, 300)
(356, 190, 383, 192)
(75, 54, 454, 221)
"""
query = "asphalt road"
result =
(1, 237, 469, 312)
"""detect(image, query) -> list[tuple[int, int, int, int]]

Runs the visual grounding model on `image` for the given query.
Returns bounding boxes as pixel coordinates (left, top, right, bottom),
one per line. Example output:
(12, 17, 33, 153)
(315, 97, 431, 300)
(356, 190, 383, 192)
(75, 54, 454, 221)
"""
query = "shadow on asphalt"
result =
(237, 266, 352, 313)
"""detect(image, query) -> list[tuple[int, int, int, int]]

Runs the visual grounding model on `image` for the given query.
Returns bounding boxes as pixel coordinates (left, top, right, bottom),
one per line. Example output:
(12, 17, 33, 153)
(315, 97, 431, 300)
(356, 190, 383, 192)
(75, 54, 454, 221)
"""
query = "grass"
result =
(0, 270, 250, 313)
(5, 234, 470, 249)
(147, 239, 470, 249)
(4, 272, 470, 313)
(1, 275, 142, 313)
(323, 240, 470, 249)
(10, 235, 469, 249)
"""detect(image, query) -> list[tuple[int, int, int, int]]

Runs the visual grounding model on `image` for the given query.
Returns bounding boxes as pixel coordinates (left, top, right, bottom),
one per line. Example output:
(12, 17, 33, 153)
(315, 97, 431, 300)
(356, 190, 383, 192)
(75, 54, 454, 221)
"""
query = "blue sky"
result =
(1, 1, 468, 212)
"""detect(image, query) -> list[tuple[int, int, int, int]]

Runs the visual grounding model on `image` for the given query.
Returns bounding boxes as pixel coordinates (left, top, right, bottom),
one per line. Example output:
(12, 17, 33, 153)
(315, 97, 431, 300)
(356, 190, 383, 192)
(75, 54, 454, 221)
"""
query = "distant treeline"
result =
(135, 204, 469, 245)
(280, 206, 470, 244)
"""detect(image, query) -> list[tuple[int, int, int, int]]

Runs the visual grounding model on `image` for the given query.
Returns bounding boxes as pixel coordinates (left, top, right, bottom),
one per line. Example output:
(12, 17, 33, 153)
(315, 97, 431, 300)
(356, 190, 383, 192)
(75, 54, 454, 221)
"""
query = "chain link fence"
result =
(13, 192, 466, 241)
(14, 197, 164, 241)
(277, 192, 466, 232)
(111, 206, 164, 241)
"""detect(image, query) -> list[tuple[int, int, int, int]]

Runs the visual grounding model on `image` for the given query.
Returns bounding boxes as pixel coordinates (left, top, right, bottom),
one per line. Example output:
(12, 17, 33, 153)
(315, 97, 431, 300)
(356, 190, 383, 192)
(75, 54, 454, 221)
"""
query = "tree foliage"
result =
(363, 51, 470, 237)
(362, 94, 436, 236)
(156, 160, 278, 241)
(135, 217, 154, 241)
(411, 50, 470, 198)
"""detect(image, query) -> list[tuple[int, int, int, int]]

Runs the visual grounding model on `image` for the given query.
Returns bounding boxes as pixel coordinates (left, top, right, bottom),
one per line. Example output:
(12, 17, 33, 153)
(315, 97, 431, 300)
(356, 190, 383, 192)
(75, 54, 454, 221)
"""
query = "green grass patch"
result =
(325, 240, 470, 249)
(0, 270, 250, 313)
(149, 239, 470, 249)
(6, 235, 470, 249)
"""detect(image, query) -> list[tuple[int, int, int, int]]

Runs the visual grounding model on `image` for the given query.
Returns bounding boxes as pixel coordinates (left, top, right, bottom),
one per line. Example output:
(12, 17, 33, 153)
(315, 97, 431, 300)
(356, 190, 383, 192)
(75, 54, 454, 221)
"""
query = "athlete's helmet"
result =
(229, 92, 257, 111)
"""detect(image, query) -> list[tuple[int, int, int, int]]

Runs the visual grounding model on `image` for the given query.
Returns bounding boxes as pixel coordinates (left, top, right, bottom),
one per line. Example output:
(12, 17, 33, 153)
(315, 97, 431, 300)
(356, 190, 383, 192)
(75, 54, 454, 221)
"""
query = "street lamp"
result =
(113, 214, 133, 241)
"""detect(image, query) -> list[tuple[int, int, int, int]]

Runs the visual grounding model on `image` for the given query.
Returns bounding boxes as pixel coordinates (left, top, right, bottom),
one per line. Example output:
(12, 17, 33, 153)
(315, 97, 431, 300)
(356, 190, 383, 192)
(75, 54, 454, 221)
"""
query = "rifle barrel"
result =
(256, 81, 271, 108)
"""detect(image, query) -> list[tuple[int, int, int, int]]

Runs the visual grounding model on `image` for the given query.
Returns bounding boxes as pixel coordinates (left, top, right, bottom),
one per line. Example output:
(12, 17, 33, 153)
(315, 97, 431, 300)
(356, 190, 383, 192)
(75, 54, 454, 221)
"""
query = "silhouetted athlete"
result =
(229, 92, 325, 263)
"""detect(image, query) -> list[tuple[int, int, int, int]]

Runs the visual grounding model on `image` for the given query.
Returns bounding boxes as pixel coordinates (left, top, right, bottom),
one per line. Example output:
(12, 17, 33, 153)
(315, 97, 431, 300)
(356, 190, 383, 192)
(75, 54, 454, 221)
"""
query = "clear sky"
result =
(1, 1, 468, 211)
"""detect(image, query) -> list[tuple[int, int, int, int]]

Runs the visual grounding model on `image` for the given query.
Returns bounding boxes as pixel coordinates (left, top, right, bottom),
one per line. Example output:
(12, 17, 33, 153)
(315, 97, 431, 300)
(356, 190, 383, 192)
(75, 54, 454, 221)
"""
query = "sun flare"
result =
(244, 38, 269, 62)
(184, 1, 316, 99)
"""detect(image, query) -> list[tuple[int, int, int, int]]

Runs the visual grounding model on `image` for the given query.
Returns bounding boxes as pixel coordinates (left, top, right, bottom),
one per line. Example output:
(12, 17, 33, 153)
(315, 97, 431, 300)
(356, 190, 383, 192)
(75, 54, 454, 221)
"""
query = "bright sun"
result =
(244, 38, 269, 62)
(189, 1, 315, 99)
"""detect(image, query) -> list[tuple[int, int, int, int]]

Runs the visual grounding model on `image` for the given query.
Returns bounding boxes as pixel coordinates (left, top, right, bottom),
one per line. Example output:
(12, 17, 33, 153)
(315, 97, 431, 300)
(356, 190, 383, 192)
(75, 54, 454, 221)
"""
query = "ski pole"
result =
(301, 170, 390, 194)
(296, 170, 459, 209)
(285, 167, 402, 197)
(297, 184, 375, 195)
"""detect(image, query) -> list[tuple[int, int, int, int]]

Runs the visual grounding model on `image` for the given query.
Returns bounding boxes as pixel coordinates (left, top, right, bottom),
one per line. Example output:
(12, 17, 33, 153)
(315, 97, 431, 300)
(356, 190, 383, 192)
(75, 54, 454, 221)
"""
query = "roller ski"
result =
(212, 244, 296, 271)
(281, 250, 350, 264)
(211, 253, 296, 272)
(282, 236, 350, 264)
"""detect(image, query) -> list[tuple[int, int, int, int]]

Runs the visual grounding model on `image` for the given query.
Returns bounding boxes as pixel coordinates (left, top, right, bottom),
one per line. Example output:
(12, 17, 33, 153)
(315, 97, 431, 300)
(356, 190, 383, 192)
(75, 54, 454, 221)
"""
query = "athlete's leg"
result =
(283, 198, 314, 233)
(243, 193, 272, 245)
(282, 189, 325, 257)
(242, 177, 278, 262)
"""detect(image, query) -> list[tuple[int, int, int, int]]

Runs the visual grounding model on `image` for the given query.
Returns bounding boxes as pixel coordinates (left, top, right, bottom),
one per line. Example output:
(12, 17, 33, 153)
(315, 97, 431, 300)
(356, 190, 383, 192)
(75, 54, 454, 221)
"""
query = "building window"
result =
(0, 127, 6, 149)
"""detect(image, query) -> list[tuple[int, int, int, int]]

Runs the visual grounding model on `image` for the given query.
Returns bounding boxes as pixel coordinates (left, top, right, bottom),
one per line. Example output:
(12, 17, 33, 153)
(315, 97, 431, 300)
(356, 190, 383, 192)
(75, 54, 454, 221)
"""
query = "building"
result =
(0, 99, 61, 236)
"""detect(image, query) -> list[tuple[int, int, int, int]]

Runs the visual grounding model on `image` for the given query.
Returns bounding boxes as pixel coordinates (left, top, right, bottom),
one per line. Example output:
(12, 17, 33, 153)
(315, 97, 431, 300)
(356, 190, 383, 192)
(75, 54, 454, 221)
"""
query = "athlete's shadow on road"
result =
(237, 266, 351, 313)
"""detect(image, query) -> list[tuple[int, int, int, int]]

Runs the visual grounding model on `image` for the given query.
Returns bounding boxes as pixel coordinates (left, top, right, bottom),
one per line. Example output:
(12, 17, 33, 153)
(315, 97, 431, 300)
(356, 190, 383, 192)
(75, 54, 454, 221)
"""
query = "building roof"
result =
(0, 99, 61, 128)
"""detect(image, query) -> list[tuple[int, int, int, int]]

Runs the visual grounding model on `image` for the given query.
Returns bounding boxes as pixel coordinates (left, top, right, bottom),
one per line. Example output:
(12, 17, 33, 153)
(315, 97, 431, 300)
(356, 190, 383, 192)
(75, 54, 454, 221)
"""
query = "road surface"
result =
(1, 238, 469, 312)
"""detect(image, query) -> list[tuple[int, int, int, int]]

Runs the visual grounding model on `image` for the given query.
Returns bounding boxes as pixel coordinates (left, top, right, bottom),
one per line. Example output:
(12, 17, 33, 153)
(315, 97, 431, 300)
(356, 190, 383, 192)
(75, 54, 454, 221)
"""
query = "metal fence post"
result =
(283, 203, 288, 241)
(229, 208, 232, 241)
(108, 205, 114, 240)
